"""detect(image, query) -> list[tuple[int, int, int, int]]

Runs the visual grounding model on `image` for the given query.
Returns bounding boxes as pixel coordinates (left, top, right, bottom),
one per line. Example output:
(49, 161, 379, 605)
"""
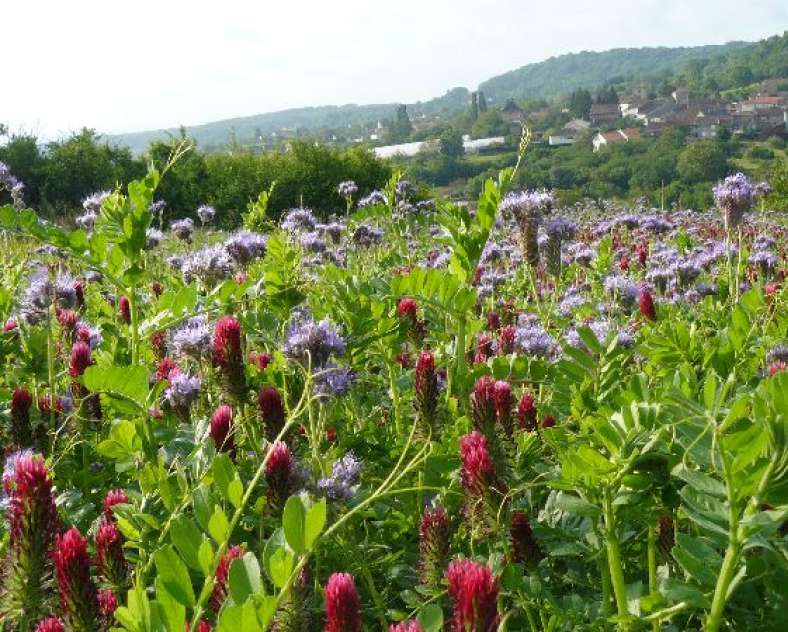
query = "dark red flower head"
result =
(510, 511, 542, 567)
(492, 380, 513, 431)
(259, 385, 286, 441)
(97, 588, 118, 618)
(397, 297, 419, 320)
(212, 316, 243, 367)
(541, 415, 556, 429)
(119, 296, 131, 324)
(211, 545, 245, 612)
(470, 376, 496, 431)
(639, 286, 656, 322)
(249, 350, 273, 370)
(156, 357, 180, 382)
(498, 325, 516, 355)
(389, 622, 423, 632)
(8, 453, 58, 548)
(57, 309, 78, 332)
(151, 281, 163, 297)
(324, 572, 361, 632)
(103, 489, 129, 520)
(418, 506, 450, 588)
(517, 392, 537, 431)
(68, 341, 93, 378)
(486, 311, 501, 332)
(265, 441, 296, 508)
(414, 351, 438, 430)
(74, 280, 85, 307)
(210, 405, 235, 455)
(34, 618, 64, 632)
(459, 431, 496, 496)
(445, 559, 499, 632)
(53, 528, 99, 629)
(11, 388, 33, 446)
(96, 519, 128, 587)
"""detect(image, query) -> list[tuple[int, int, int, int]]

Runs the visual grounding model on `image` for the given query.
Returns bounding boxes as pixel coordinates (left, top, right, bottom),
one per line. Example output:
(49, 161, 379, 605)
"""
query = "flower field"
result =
(0, 139, 786, 632)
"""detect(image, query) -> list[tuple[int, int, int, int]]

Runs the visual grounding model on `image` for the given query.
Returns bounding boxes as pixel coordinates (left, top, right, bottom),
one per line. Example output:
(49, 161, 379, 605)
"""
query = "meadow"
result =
(0, 136, 786, 632)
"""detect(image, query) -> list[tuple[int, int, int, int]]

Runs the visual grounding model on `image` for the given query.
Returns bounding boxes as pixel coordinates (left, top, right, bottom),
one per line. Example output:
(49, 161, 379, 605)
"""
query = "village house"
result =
(500, 99, 524, 123)
(592, 127, 641, 151)
(548, 118, 590, 146)
(590, 103, 620, 125)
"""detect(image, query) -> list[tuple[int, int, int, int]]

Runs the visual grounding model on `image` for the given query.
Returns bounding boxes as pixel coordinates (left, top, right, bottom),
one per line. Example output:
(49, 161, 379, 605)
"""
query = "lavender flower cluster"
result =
(318, 453, 362, 501)
(0, 161, 26, 209)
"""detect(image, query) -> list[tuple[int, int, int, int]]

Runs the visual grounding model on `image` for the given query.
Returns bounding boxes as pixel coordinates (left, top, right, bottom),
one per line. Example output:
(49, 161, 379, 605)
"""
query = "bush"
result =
(747, 145, 775, 160)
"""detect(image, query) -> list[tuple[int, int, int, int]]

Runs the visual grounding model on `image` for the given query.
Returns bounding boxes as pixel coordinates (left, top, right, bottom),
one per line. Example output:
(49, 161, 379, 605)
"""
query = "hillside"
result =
(108, 38, 778, 153)
(478, 42, 752, 101)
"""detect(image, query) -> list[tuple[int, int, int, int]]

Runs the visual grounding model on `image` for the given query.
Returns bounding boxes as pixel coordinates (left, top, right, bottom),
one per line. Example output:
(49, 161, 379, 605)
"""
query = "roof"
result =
(591, 103, 620, 115)
(597, 128, 641, 144)
(746, 96, 786, 105)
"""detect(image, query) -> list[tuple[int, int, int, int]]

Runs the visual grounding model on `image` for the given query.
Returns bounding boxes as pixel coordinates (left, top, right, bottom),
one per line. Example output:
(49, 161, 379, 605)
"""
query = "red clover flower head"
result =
(264, 441, 297, 509)
(211, 545, 245, 612)
(34, 618, 65, 632)
(639, 286, 656, 321)
(414, 351, 438, 430)
(418, 506, 450, 588)
(517, 392, 537, 431)
(96, 519, 128, 587)
(389, 622, 423, 632)
(10, 387, 33, 446)
(68, 341, 93, 378)
(53, 528, 99, 630)
(119, 296, 131, 324)
(103, 488, 129, 520)
(259, 385, 286, 441)
(324, 572, 361, 632)
(209, 405, 235, 456)
(445, 559, 499, 632)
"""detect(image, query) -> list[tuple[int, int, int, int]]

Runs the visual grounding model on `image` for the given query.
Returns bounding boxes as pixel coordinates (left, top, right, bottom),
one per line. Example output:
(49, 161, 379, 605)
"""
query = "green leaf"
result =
(83, 364, 149, 410)
(208, 506, 230, 543)
(228, 553, 263, 604)
(672, 534, 722, 588)
(198, 538, 215, 577)
(227, 479, 244, 509)
(305, 498, 327, 550)
(153, 545, 195, 607)
(417, 603, 444, 632)
(553, 492, 601, 518)
(672, 463, 726, 498)
(170, 516, 203, 572)
(267, 545, 294, 589)
(282, 495, 306, 554)
(217, 601, 262, 632)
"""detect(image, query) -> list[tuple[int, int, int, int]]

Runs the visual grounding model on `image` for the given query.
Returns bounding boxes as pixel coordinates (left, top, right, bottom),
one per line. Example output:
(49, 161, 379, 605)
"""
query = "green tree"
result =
(677, 140, 728, 184)
(471, 111, 509, 138)
(569, 89, 593, 119)
(439, 128, 464, 159)
(469, 92, 479, 121)
(477, 90, 488, 113)
(387, 105, 413, 143)
(147, 131, 210, 220)
(0, 133, 46, 207)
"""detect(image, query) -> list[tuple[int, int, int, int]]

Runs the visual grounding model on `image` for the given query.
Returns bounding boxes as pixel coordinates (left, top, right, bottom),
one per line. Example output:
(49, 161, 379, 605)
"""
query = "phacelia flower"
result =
(53, 528, 99, 631)
(418, 506, 450, 589)
(445, 559, 499, 632)
(196, 204, 216, 225)
(164, 372, 201, 421)
(211, 545, 245, 613)
(171, 218, 195, 242)
(209, 405, 235, 456)
(224, 231, 267, 265)
(324, 572, 361, 632)
(714, 172, 755, 232)
(170, 316, 212, 360)
(283, 311, 346, 368)
(337, 180, 358, 198)
(318, 453, 362, 502)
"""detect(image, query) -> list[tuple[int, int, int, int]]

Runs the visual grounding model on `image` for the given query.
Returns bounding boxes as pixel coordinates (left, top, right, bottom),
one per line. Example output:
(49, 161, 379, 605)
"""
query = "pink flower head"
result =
(492, 380, 513, 431)
(498, 325, 516, 355)
(156, 357, 180, 382)
(397, 297, 419, 320)
(57, 309, 78, 332)
(10, 387, 33, 446)
(53, 528, 99, 629)
(103, 489, 129, 520)
(98, 588, 118, 618)
(418, 506, 450, 588)
(486, 311, 501, 331)
(324, 572, 361, 632)
(34, 618, 64, 632)
(209, 405, 235, 456)
(3, 319, 18, 332)
(414, 351, 438, 429)
(96, 519, 128, 587)
(459, 431, 496, 497)
(119, 296, 131, 324)
(212, 316, 243, 367)
(389, 622, 423, 632)
(517, 392, 537, 431)
(446, 559, 499, 632)
(639, 286, 656, 321)
(212, 545, 245, 612)
(259, 385, 286, 441)
(265, 441, 296, 509)
(470, 376, 496, 431)
(249, 350, 273, 370)
(68, 341, 93, 378)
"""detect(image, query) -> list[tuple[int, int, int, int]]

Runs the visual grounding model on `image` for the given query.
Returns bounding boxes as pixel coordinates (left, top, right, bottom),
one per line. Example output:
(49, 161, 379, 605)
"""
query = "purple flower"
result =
(145, 228, 164, 249)
(224, 231, 267, 265)
(148, 200, 167, 215)
(299, 231, 327, 253)
(749, 250, 777, 274)
(544, 217, 577, 241)
(603, 275, 639, 307)
(283, 310, 346, 368)
(281, 208, 317, 232)
(514, 325, 556, 358)
(171, 218, 195, 242)
(358, 190, 386, 207)
(714, 173, 755, 230)
(181, 245, 234, 284)
(75, 211, 98, 231)
(82, 191, 110, 214)
(337, 180, 358, 198)
(314, 363, 356, 398)
(500, 189, 555, 219)
(395, 179, 414, 201)
(164, 372, 201, 409)
(352, 223, 384, 247)
(318, 453, 362, 501)
(170, 316, 212, 360)
(196, 205, 216, 225)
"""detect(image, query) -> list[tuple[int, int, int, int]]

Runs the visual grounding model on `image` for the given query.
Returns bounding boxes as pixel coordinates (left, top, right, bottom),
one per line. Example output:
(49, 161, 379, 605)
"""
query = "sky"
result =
(4, 0, 787, 139)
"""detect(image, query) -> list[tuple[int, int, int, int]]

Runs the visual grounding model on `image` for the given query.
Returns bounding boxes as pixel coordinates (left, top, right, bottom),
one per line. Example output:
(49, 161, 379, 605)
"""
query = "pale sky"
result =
(5, 0, 787, 139)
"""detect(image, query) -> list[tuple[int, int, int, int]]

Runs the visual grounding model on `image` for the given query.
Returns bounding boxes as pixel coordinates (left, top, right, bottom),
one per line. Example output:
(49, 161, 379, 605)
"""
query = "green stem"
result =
(598, 551, 613, 621)
(603, 494, 630, 626)
(387, 361, 402, 438)
(128, 287, 140, 366)
(454, 314, 467, 395)
(704, 540, 741, 632)
(523, 602, 539, 632)
(46, 305, 56, 441)
(647, 524, 659, 632)
(358, 554, 388, 630)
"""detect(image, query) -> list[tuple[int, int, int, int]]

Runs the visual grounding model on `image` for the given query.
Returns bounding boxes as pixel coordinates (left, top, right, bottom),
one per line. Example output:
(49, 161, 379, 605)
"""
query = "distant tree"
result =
(387, 105, 413, 143)
(469, 92, 479, 121)
(726, 64, 754, 88)
(147, 131, 209, 219)
(477, 90, 488, 113)
(471, 111, 509, 138)
(677, 140, 728, 184)
(439, 127, 464, 158)
(0, 133, 46, 207)
(594, 86, 619, 104)
(568, 89, 593, 119)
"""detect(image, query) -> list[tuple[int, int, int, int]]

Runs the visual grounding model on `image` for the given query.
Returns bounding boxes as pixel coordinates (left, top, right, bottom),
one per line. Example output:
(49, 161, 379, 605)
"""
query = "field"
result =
(0, 150, 786, 632)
